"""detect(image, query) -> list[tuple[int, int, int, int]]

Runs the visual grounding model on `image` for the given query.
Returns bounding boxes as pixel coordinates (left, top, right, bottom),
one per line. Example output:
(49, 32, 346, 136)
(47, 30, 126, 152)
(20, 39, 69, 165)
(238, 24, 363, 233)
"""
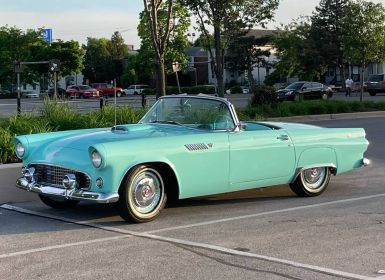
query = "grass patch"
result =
(238, 100, 385, 120)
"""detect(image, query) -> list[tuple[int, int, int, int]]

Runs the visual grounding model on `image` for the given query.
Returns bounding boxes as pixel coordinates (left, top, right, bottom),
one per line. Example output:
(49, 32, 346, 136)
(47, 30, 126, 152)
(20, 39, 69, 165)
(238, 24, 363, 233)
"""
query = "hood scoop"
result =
(111, 125, 129, 133)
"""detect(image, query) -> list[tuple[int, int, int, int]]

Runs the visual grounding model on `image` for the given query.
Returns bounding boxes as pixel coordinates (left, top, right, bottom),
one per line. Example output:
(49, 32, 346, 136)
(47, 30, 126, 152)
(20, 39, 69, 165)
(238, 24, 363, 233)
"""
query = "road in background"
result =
(0, 91, 384, 118)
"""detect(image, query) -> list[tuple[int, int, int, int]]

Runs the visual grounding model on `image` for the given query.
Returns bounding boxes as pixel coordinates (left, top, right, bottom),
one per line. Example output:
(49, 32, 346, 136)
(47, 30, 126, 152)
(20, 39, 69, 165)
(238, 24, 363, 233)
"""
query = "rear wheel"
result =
(289, 167, 331, 197)
(118, 165, 167, 223)
(368, 91, 376, 96)
(39, 194, 79, 209)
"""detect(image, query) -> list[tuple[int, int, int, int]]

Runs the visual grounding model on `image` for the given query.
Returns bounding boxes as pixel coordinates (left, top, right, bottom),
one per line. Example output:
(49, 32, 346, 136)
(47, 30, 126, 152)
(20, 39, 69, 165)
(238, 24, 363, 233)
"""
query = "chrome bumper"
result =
(16, 177, 119, 203)
(361, 158, 370, 167)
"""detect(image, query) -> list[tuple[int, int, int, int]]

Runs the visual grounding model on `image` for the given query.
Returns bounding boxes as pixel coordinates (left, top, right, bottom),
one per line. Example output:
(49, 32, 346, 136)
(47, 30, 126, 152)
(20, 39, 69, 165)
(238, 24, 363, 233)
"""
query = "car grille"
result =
(30, 164, 91, 189)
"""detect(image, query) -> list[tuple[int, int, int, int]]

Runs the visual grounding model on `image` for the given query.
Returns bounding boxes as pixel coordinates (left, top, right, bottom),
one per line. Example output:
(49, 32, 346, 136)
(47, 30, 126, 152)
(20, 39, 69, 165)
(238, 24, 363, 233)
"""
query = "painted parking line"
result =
(147, 193, 385, 234)
(0, 235, 130, 259)
(3, 194, 385, 280)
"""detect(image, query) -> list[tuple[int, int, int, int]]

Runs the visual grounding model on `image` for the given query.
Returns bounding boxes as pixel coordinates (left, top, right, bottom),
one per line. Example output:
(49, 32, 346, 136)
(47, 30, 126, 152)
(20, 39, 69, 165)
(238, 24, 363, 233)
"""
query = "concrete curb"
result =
(268, 110, 385, 123)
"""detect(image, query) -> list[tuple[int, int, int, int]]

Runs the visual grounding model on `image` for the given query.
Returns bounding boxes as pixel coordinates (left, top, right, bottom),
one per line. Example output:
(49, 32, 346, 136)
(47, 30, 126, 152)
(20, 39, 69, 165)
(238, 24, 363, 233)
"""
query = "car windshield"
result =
(286, 82, 305, 90)
(140, 96, 236, 131)
(79, 85, 92, 90)
(368, 75, 383, 82)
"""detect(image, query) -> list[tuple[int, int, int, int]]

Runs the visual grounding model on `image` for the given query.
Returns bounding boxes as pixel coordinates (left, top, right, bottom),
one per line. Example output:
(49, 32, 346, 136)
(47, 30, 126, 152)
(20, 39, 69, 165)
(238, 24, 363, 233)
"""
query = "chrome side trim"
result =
(16, 177, 119, 203)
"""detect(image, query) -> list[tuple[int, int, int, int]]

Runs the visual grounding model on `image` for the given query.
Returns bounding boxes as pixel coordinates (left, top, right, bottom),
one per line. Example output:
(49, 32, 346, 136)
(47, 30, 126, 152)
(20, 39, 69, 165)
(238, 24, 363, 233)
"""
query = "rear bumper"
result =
(361, 158, 370, 167)
(16, 177, 119, 203)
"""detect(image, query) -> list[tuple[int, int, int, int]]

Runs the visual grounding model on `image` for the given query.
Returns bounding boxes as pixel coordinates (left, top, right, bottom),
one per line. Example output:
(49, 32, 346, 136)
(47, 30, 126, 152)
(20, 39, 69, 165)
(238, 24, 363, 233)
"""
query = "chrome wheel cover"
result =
(301, 167, 326, 191)
(130, 169, 162, 214)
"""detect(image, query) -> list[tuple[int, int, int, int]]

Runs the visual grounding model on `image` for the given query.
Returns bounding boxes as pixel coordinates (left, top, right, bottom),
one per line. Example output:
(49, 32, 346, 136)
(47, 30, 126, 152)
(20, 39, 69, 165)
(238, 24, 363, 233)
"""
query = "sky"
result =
(0, 0, 384, 49)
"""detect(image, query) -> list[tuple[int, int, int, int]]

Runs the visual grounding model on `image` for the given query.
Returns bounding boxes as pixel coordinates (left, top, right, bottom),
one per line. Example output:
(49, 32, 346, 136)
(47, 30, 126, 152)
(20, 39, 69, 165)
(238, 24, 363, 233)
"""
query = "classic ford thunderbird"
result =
(14, 95, 370, 222)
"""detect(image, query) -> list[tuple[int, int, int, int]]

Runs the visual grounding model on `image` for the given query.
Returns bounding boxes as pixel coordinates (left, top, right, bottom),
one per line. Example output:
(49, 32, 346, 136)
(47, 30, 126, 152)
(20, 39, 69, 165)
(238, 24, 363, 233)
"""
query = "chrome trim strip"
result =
(16, 177, 119, 203)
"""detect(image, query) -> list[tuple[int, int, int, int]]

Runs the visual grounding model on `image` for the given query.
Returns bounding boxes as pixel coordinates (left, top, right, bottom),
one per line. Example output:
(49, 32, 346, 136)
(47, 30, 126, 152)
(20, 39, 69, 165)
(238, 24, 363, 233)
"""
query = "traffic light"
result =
(13, 61, 23, 73)
(49, 59, 60, 72)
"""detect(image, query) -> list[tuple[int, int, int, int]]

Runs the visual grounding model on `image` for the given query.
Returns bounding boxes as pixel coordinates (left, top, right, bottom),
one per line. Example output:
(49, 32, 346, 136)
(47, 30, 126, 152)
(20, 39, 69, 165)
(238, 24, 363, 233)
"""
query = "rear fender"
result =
(294, 147, 337, 181)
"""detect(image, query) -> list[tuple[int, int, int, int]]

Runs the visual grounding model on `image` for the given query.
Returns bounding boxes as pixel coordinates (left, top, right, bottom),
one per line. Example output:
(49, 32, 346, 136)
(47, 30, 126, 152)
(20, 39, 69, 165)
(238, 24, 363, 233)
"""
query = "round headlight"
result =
(16, 142, 25, 158)
(91, 150, 102, 168)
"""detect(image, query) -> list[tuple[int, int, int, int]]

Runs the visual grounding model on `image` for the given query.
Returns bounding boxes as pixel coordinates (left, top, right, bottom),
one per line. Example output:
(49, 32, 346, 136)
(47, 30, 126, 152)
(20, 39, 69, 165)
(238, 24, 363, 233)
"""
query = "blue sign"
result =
(43, 29, 52, 44)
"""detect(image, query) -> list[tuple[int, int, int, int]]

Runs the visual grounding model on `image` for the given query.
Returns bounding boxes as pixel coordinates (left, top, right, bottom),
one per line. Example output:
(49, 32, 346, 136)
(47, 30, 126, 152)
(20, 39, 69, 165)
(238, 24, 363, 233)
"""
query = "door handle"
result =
(277, 135, 289, 141)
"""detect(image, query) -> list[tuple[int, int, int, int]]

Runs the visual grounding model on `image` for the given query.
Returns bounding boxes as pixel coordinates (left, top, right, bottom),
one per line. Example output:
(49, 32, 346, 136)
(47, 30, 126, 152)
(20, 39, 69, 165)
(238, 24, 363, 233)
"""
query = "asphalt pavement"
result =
(0, 91, 384, 117)
(1, 116, 385, 280)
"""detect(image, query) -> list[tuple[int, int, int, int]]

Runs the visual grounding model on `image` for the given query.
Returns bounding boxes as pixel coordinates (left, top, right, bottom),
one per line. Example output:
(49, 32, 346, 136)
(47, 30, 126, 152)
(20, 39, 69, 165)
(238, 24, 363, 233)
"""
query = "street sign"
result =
(43, 29, 52, 44)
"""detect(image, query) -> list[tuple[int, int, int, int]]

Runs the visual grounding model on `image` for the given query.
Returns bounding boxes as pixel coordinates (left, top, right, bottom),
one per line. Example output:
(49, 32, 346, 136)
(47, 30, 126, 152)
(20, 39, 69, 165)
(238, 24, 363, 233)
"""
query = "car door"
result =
(311, 82, 324, 99)
(301, 82, 313, 99)
(228, 129, 295, 189)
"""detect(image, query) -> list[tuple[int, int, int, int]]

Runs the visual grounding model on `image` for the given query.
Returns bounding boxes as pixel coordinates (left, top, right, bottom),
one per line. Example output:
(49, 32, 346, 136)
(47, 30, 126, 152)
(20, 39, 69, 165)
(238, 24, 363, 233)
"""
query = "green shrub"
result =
(250, 85, 278, 107)
(229, 85, 242, 94)
(0, 127, 17, 164)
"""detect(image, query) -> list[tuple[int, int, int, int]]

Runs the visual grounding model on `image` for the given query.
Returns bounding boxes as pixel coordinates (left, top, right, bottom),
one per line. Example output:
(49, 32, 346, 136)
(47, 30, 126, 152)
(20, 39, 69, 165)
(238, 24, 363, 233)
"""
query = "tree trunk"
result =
(155, 57, 166, 99)
(214, 27, 224, 97)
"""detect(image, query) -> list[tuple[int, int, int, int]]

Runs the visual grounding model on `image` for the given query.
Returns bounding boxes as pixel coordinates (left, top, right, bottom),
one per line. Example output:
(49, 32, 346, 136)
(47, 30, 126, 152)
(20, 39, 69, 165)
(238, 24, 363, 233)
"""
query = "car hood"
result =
(43, 123, 202, 151)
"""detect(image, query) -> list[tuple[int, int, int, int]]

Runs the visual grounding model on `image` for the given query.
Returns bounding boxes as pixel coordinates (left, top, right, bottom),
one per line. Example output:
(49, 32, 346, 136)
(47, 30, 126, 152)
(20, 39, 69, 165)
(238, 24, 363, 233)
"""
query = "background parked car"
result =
(276, 81, 333, 101)
(366, 74, 385, 96)
(21, 90, 39, 98)
(65, 85, 100, 99)
(123, 85, 149, 95)
(91, 83, 123, 97)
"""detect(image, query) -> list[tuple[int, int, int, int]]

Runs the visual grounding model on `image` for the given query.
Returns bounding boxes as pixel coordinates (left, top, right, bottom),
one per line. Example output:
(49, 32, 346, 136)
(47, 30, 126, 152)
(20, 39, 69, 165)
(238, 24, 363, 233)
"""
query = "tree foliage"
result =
(226, 35, 271, 87)
(137, 2, 189, 90)
(141, 0, 190, 97)
(184, 0, 280, 96)
(273, 18, 321, 81)
(0, 25, 84, 89)
(342, 0, 385, 100)
(310, 0, 349, 71)
(82, 32, 128, 84)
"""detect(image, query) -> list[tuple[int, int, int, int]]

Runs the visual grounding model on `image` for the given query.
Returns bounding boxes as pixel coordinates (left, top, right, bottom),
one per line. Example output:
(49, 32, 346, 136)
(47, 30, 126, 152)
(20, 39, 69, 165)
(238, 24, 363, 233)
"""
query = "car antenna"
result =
(113, 78, 117, 126)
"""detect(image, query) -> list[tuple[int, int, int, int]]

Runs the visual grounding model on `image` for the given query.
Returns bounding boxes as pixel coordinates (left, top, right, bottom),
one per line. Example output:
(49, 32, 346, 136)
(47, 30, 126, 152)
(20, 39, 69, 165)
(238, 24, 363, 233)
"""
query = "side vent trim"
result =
(185, 143, 209, 151)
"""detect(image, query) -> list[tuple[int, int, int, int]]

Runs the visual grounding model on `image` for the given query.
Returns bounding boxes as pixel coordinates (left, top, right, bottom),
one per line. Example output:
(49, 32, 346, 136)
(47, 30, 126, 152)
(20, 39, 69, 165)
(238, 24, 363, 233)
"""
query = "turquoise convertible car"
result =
(14, 95, 370, 222)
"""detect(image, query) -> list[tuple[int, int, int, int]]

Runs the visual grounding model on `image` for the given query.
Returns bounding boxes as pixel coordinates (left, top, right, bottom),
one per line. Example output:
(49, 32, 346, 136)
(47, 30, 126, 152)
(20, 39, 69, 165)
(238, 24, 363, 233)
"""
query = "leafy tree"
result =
(0, 26, 84, 90)
(226, 35, 271, 87)
(193, 33, 214, 49)
(273, 18, 321, 81)
(0, 26, 44, 87)
(82, 32, 128, 84)
(184, 0, 280, 97)
(310, 0, 350, 83)
(141, 0, 190, 98)
(342, 0, 385, 101)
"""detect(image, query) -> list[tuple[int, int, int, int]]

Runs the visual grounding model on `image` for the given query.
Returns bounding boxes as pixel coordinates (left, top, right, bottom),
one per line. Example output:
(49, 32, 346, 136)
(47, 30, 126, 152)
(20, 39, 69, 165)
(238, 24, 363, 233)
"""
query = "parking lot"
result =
(0, 91, 384, 118)
(1, 116, 385, 280)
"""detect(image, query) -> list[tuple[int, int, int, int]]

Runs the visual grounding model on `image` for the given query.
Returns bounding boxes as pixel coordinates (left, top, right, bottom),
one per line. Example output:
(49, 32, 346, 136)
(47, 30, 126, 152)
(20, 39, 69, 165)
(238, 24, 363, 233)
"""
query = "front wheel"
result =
(289, 167, 331, 197)
(117, 91, 122, 97)
(39, 194, 79, 209)
(118, 165, 167, 223)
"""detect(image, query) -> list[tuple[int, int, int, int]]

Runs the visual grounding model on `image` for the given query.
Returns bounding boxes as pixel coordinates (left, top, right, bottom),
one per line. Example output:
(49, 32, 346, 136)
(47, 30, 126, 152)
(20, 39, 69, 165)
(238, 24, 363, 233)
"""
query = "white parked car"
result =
(123, 85, 149, 95)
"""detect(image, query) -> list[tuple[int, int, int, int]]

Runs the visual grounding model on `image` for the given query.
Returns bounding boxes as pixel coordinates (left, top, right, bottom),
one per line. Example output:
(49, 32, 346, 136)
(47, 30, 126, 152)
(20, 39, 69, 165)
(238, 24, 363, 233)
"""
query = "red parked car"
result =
(91, 83, 123, 97)
(65, 85, 100, 99)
